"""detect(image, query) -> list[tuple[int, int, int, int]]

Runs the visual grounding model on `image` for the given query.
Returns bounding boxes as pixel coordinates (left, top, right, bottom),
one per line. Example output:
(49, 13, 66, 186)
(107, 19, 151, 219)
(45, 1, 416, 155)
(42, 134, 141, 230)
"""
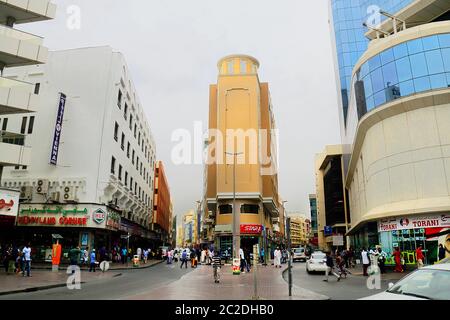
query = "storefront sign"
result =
(324, 226, 333, 236)
(333, 235, 344, 246)
(0, 189, 19, 217)
(240, 224, 263, 235)
(18, 204, 112, 229)
(378, 214, 450, 232)
(106, 210, 121, 231)
(93, 208, 106, 224)
(50, 93, 67, 165)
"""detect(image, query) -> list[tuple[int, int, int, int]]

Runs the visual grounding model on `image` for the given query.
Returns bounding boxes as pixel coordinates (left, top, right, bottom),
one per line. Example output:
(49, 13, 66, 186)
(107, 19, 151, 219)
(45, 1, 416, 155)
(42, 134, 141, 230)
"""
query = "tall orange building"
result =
(152, 161, 171, 245)
(203, 55, 282, 256)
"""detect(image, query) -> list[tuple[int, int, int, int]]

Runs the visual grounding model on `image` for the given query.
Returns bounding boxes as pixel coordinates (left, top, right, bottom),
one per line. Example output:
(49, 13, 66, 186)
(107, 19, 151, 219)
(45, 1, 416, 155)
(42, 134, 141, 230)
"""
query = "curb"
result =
(30, 260, 164, 271)
(0, 272, 123, 297)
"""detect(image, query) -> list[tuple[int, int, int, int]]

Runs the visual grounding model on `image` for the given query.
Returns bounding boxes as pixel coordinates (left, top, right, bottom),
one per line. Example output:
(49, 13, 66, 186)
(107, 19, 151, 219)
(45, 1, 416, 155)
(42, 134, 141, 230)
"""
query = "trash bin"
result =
(133, 255, 140, 268)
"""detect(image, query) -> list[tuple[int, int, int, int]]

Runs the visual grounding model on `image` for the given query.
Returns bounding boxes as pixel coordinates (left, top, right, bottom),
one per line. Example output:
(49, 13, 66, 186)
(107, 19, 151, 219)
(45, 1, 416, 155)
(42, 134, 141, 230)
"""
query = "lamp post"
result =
(225, 151, 243, 274)
(283, 201, 292, 297)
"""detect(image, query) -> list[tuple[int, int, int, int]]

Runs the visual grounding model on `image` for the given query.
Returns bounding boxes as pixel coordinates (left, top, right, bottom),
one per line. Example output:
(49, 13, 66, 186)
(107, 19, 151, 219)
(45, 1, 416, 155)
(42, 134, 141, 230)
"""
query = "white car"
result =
(293, 247, 307, 262)
(306, 251, 328, 273)
(360, 263, 450, 300)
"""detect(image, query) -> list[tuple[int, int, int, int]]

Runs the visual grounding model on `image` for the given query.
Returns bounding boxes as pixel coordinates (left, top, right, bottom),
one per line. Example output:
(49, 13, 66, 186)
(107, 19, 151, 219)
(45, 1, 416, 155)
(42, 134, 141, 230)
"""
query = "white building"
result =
(1, 46, 157, 256)
(0, 0, 56, 241)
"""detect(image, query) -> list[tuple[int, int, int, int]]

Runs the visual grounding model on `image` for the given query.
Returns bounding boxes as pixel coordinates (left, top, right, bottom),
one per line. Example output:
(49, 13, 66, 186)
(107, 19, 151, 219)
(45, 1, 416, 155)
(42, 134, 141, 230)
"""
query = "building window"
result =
(227, 60, 234, 75)
(138, 132, 141, 146)
(114, 122, 119, 141)
(240, 60, 247, 74)
(130, 177, 133, 191)
(129, 114, 133, 131)
(117, 90, 122, 109)
(136, 157, 139, 170)
(121, 133, 125, 150)
(132, 150, 135, 164)
(28, 116, 35, 134)
(134, 183, 137, 195)
(20, 117, 27, 134)
(240, 204, 259, 214)
(1, 118, 7, 131)
(125, 172, 128, 186)
(34, 83, 40, 95)
(111, 156, 116, 174)
(124, 103, 128, 120)
(219, 204, 232, 214)
(118, 165, 123, 181)
(134, 124, 137, 138)
(127, 142, 131, 158)
(140, 163, 143, 175)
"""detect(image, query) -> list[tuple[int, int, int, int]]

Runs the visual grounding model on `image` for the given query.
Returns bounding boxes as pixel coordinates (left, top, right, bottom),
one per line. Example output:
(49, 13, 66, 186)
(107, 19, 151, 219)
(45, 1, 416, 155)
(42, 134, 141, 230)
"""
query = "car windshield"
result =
(387, 269, 450, 300)
(311, 254, 325, 260)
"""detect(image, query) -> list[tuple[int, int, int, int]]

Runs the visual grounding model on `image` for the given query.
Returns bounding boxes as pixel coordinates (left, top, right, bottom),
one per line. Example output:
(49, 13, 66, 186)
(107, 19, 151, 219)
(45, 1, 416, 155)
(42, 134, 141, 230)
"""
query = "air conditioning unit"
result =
(62, 186, 77, 202)
(20, 186, 33, 200)
(36, 179, 49, 194)
(51, 192, 61, 203)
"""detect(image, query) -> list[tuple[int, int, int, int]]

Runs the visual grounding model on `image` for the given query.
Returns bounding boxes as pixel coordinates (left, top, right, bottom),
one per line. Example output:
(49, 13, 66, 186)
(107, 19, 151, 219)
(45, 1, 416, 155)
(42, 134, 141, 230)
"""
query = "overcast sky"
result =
(21, 0, 341, 222)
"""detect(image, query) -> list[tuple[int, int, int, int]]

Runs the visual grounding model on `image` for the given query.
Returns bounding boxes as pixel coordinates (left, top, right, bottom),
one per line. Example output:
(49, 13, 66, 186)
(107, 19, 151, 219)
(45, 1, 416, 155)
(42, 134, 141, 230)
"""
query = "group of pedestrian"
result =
(1, 243, 32, 277)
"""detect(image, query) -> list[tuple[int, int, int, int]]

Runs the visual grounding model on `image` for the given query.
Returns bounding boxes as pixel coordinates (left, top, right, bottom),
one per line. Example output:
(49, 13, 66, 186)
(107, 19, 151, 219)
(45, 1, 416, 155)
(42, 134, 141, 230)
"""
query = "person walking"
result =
(416, 246, 425, 269)
(361, 248, 370, 276)
(121, 247, 128, 265)
(377, 246, 387, 274)
(190, 250, 197, 268)
(439, 244, 446, 261)
(180, 249, 188, 269)
(274, 247, 282, 269)
(212, 251, 222, 283)
(69, 245, 81, 274)
(22, 243, 32, 277)
(323, 251, 340, 282)
(260, 247, 265, 264)
(393, 247, 403, 273)
(89, 249, 96, 272)
(336, 252, 347, 278)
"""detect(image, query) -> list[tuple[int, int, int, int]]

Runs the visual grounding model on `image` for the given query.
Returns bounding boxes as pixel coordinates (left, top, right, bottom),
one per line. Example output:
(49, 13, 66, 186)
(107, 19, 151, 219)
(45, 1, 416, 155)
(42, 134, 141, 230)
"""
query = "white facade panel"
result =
(1, 47, 157, 227)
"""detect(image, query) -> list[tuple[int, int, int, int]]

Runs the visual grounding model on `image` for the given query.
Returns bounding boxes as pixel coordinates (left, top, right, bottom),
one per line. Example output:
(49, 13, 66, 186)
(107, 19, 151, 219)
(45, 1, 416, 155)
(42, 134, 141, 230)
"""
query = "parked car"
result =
(305, 251, 328, 274)
(293, 247, 307, 262)
(360, 263, 450, 300)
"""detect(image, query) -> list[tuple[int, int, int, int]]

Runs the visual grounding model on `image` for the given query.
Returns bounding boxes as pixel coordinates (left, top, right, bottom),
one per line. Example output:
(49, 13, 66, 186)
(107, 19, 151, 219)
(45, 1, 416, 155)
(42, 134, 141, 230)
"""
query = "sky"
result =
(21, 0, 341, 222)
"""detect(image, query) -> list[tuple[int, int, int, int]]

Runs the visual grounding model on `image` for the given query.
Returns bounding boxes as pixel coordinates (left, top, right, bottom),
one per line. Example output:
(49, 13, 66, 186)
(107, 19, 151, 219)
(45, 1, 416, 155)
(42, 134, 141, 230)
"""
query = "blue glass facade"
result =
(331, 0, 415, 124)
(355, 33, 450, 118)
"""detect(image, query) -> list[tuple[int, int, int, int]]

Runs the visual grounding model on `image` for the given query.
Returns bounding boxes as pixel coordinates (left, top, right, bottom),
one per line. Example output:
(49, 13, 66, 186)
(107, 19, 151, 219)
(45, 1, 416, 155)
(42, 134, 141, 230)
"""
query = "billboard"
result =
(0, 189, 20, 217)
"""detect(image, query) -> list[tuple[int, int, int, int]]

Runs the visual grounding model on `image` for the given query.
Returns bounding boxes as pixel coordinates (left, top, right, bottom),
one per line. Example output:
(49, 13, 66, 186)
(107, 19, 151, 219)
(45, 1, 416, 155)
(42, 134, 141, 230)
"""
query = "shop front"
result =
(0, 188, 20, 244)
(378, 214, 450, 266)
(15, 203, 121, 262)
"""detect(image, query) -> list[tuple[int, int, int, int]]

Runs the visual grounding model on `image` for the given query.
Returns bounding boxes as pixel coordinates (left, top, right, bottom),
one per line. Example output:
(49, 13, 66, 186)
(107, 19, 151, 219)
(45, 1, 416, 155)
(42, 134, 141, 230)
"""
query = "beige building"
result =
(203, 54, 282, 256)
(315, 145, 350, 252)
(289, 214, 310, 248)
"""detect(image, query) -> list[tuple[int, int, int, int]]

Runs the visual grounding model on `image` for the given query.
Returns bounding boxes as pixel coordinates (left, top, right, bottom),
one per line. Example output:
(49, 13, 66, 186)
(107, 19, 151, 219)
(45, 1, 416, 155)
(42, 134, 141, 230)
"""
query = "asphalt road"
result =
(1, 261, 194, 300)
(284, 262, 398, 300)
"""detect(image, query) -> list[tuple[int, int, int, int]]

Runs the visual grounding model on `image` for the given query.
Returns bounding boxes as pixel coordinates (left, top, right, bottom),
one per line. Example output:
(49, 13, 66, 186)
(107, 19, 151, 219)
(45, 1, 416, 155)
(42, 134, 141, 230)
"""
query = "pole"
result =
(287, 217, 292, 297)
(233, 153, 240, 274)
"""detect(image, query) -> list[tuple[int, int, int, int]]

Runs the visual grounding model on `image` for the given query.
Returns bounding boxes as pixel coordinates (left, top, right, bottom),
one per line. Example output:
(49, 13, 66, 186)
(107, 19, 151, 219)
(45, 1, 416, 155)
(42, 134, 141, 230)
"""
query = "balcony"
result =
(0, 24, 48, 66)
(0, 0, 56, 24)
(0, 76, 38, 113)
(0, 131, 30, 166)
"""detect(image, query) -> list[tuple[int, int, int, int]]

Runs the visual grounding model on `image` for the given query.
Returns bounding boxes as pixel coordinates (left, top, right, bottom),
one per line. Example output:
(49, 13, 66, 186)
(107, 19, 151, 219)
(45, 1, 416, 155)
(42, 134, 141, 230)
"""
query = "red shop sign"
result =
(240, 224, 263, 235)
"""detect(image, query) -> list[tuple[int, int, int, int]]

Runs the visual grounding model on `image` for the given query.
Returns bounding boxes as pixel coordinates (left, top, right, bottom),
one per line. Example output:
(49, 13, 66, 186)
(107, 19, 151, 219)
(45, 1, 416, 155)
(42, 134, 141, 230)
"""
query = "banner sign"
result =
(50, 93, 67, 165)
(378, 214, 450, 232)
(240, 224, 263, 235)
(0, 189, 19, 217)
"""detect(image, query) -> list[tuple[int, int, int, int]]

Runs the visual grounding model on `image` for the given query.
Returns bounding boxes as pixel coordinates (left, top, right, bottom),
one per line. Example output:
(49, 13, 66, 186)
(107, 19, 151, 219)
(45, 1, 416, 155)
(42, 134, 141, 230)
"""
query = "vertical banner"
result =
(50, 93, 67, 165)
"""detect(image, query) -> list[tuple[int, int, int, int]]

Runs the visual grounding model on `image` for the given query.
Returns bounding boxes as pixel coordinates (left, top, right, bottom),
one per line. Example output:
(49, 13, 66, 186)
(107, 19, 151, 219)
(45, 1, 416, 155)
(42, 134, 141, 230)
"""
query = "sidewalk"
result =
(127, 264, 329, 300)
(30, 259, 162, 271)
(0, 269, 121, 296)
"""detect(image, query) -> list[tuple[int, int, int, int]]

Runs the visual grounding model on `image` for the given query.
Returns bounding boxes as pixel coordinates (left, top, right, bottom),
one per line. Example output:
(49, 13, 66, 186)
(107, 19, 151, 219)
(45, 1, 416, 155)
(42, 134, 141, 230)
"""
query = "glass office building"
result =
(329, 0, 450, 265)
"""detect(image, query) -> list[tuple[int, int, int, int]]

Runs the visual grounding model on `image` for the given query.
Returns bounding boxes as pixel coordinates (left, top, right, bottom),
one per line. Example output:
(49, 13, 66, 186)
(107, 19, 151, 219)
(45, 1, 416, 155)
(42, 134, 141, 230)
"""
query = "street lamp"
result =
(225, 151, 243, 274)
(283, 200, 292, 297)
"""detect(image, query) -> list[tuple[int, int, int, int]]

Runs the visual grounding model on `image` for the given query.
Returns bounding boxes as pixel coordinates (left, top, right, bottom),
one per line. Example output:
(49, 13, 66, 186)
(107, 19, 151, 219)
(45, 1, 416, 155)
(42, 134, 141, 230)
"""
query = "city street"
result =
(0, 261, 194, 300)
(284, 262, 408, 300)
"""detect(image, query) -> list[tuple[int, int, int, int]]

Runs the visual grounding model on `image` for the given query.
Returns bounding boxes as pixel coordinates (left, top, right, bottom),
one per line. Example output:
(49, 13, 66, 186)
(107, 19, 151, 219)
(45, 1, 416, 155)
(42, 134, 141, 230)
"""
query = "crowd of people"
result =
(1, 242, 32, 277)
